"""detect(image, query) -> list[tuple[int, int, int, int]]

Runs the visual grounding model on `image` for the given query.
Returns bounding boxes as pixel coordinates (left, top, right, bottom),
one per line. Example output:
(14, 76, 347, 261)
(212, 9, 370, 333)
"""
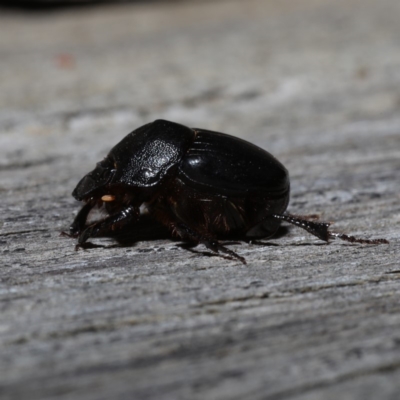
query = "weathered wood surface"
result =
(1, 0, 399, 399)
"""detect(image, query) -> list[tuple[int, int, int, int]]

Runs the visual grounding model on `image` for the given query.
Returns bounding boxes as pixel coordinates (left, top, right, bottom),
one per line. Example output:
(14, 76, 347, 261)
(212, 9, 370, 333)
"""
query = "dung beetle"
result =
(67, 119, 388, 264)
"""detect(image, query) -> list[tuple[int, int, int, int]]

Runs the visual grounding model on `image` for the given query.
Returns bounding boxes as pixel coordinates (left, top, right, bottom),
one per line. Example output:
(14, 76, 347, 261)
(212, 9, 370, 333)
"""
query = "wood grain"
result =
(1, 0, 399, 399)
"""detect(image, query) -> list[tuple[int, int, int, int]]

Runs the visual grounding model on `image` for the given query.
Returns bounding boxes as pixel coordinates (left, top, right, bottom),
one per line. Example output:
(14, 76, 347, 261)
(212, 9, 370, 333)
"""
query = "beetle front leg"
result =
(69, 202, 94, 237)
(77, 206, 139, 245)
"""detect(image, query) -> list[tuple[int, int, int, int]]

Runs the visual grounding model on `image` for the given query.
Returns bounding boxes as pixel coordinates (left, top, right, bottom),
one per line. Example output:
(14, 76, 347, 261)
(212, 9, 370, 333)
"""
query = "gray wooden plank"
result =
(1, 0, 399, 399)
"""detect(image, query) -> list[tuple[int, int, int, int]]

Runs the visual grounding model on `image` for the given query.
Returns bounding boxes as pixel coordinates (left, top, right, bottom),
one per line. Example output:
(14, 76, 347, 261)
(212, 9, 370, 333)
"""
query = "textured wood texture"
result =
(1, 0, 399, 399)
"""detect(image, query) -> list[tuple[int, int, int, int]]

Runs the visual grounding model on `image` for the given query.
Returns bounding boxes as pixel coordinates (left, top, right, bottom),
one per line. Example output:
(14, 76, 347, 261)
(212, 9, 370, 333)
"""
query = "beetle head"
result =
(72, 158, 116, 201)
(72, 120, 195, 204)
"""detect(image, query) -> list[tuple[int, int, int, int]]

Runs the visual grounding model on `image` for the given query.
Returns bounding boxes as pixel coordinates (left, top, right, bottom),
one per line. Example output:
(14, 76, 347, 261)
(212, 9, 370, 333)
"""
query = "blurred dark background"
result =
(0, 0, 192, 10)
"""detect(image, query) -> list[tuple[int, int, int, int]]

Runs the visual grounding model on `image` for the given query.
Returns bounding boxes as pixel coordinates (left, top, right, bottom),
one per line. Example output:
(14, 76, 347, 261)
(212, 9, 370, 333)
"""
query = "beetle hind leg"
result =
(272, 213, 331, 241)
(273, 213, 389, 244)
(327, 231, 389, 244)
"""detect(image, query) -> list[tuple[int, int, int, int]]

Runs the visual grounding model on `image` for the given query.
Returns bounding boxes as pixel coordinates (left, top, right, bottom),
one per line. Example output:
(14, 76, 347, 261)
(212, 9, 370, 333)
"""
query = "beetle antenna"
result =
(273, 213, 389, 244)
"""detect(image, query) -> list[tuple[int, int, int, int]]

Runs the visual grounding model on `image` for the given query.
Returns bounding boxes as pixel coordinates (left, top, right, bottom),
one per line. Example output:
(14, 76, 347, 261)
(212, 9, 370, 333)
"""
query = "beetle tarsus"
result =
(176, 223, 246, 264)
(207, 240, 247, 265)
(328, 232, 389, 245)
(60, 231, 74, 238)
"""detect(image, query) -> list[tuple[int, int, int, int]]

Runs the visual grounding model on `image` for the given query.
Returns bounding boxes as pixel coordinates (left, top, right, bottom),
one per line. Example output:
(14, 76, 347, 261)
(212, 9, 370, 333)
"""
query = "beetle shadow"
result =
(173, 228, 294, 262)
(94, 221, 292, 250)
(67, 214, 170, 251)
(271, 226, 290, 240)
(109, 214, 171, 247)
(241, 226, 289, 247)
(72, 219, 328, 254)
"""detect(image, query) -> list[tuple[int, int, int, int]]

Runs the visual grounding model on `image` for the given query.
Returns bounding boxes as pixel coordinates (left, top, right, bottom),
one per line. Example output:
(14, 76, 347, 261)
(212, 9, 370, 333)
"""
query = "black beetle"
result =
(67, 119, 388, 263)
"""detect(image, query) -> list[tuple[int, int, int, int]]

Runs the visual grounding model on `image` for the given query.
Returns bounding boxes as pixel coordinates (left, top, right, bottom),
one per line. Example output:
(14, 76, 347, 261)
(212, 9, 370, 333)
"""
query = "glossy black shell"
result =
(71, 119, 290, 242)
(179, 128, 288, 197)
(73, 119, 289, 203)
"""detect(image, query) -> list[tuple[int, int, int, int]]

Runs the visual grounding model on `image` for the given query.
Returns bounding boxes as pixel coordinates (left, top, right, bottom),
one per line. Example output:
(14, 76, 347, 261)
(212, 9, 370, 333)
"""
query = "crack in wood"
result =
(263, 360, 400, 400)
(0, 229, 49, 237)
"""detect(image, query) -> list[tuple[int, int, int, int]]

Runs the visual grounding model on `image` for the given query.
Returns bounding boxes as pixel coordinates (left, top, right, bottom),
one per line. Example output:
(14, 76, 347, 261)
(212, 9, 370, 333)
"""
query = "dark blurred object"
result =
(0, 0, 159, 11)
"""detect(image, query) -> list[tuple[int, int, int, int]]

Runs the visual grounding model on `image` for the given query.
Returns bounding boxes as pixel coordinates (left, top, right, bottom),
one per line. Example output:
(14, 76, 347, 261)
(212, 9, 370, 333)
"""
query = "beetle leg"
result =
(176, 223, 247, 265)
(77, 206, 139, 245)
(272, 213, 331, 241)
(273, 213, 389, 244)
(326, 231, 389, 244)
(69, 201, 94, 237)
